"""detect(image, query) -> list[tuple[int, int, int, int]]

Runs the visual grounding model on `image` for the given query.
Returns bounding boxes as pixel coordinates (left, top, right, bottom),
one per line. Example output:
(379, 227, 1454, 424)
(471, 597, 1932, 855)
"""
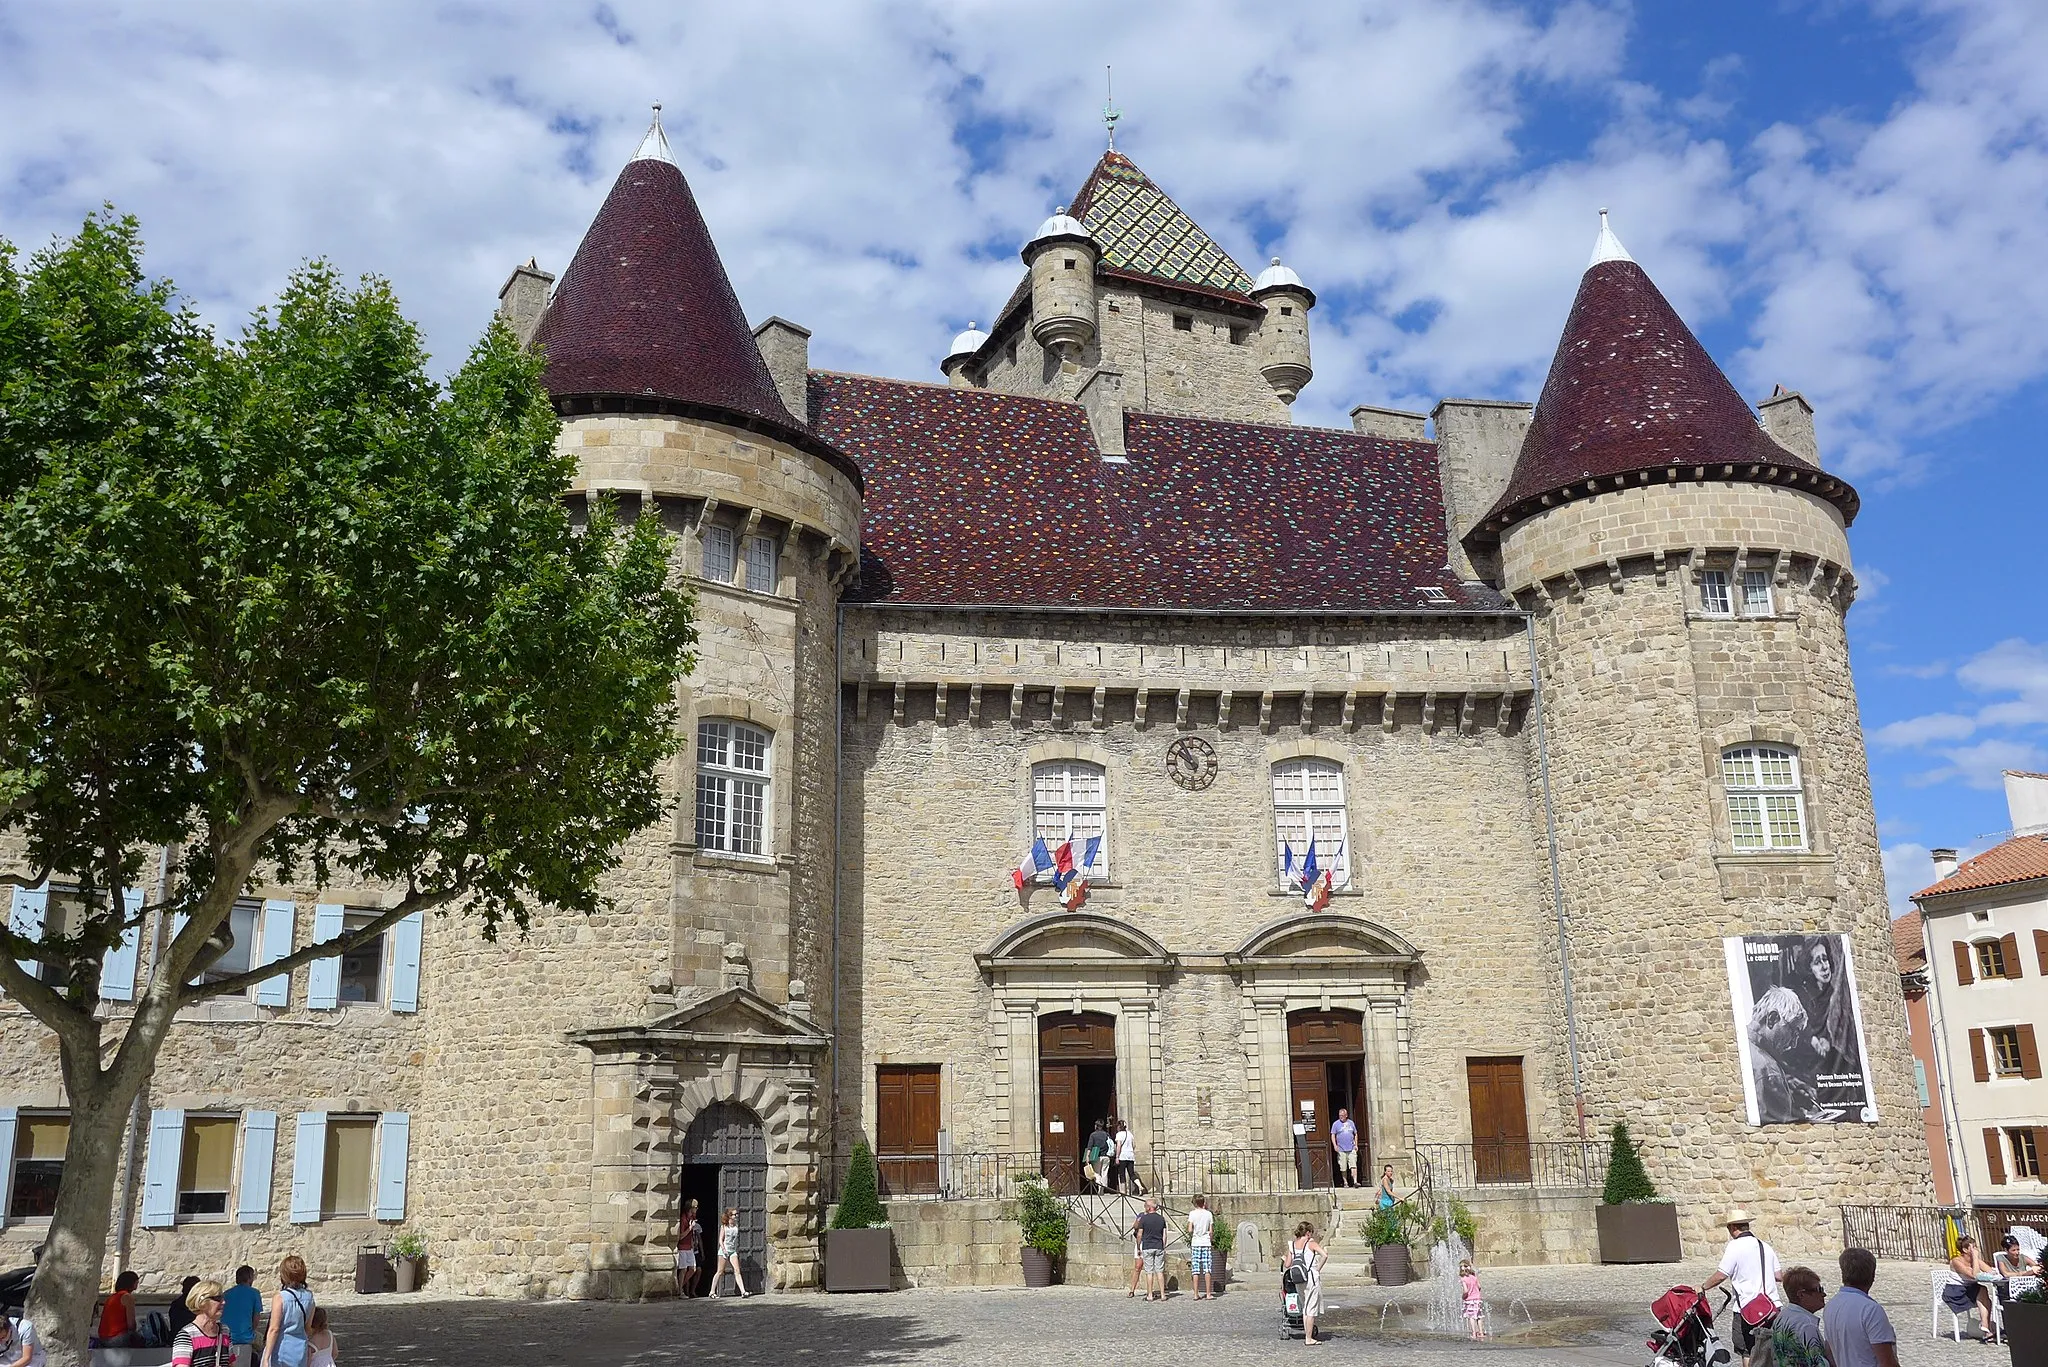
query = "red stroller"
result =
(1647, 1286, 1734, 1367)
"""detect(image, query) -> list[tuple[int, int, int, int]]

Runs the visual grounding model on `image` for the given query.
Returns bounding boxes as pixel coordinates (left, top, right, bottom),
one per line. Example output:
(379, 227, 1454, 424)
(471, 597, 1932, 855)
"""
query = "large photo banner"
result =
(1724, 934, 1879, 1125)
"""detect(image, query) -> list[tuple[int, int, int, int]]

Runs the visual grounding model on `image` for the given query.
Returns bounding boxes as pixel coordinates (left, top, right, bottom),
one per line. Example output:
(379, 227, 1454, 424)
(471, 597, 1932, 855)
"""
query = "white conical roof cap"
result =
(1588, 209, 1634, 268)
(1254, 256, 1305, 292)
(632, 104, 676, 165)
(1029, 206, 1092, 246)
(946, 322, 989, 359)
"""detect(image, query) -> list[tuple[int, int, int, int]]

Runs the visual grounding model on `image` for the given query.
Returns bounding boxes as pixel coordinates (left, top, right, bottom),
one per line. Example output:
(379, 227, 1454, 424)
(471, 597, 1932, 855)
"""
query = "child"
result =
(304, 1306, 338, 1367)
(1460, 1259, 1484, 1340)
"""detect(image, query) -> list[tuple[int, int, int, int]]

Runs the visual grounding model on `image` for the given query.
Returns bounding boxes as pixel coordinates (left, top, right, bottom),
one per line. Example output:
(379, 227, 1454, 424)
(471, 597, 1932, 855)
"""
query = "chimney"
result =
(1431, 398, 1533, 583)
(1758, 387, 1820, 466)
(2007, 770, 2048, 836)
(1350, 404, 1429, 442)
(1077, 368, 1127, 461)
(496, 259, 555, 349)
(752, 317, 812, 425)
(1932, 848, 1960, 881)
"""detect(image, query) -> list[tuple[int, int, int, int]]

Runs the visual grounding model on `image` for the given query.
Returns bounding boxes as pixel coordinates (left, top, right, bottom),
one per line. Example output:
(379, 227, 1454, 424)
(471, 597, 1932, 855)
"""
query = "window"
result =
(193, 901, 260, 986)
(700, 524, 736, 584)
(2014, 1128, 2044, 1180)
(1229, 325, 1249, 346)
(338, 911, 386, 1004)
(1699, 570, 1732, 616)
(1992, 1026, 2026, 1077)
(1722, 745, 1807, 851)
(1741, 569, 1774, 616)
(1062, 257, 1076, 271)
(1273, 758, 1351, 887)
(6, 1113, 67, 1219)
(1979, 939, 2013, 981)
(1415, 586, 1451, 605)
(1006, 341, 1018, 364)
(696, 720, 770, 856)
(321, 1116, 377, 1219)
(742, 534, 777, 593)
(1173, 313, 1193, 331)
(1030, 762, 1108, 877)
(176, 1115, 237, 1221)
(1279, 305, 1294, 317)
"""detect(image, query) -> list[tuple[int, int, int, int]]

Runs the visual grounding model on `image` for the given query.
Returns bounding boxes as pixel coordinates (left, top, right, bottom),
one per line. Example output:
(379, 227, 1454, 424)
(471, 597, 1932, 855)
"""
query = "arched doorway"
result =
(681, 1101, 768, 1294)
(1038, 1011, 1117, 1194)
(1288, 1009, 1366, 1189)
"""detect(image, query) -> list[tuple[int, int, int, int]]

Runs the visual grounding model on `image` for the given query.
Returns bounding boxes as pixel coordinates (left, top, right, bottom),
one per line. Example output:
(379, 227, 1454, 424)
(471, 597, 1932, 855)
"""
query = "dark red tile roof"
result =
(1891, 909, 1926, 973)
(1916, 835, 2048, 900)
(1474, 259, 1858, 540)
(535, 155, 799, 434)
(809, 373, 1501, 612)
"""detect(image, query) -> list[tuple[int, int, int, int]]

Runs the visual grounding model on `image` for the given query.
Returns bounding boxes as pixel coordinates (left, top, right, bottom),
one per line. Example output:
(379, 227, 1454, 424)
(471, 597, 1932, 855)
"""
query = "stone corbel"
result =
(1605, 558, 1624, 593)
(1010, 683, 1025, 726)
(695, 497, 722, 533)
(1258, 690, 1275, 734)
(892, 680, 907, 726)
(1300, 686, 1317, 733)
(1091, 685, 1107, 731)
(1421, 693, 1438, 733)
(1176, 687, 1193, 730)
(1688, 547, 1707, 582)
(1563, 568, 1584, 601)
(1381, 694, 1398, 734)
(1497, 694, 1515, 735)
(969, 682, 983, 723)
(1459, 693, 1478, 733)
(1653, 549, 1669, 587)
(934, 682, 949, 725)
(1808, 557, 1830, 591)
(1219, 689, 1235, 730)
(739, 507, 764, 542)
(1772, 548, 1792, 589)
(1051, 684, 1068, 727)
(855, 681, 870, 722)
(1340, 690, 1358, 732)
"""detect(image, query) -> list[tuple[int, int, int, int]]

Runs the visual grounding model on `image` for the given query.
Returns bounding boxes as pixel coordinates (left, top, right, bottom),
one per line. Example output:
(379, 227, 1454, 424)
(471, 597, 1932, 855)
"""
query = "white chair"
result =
(1931, 1268, 2003, 1343)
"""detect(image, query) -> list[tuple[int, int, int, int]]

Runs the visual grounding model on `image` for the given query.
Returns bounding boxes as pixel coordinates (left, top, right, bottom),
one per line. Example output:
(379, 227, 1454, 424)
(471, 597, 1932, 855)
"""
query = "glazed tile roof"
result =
(1891, 909, 1926, 973)
(1068, 151, 1257, 297)
(808, 372, 1501, 613)
(1915, 834, 2048, 900)
(1473, 258, 1859, 541)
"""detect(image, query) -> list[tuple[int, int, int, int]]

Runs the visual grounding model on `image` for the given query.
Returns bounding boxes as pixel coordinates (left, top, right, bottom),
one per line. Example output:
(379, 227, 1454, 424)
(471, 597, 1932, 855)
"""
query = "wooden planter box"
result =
(1597, 1202, 1682, 1264)
(1372, 1244, 1414, 1285)
(825, 1228, 895, 1292)
(2005, 1297, 2048, 1366)
(1021, 1247, 1058, 1287)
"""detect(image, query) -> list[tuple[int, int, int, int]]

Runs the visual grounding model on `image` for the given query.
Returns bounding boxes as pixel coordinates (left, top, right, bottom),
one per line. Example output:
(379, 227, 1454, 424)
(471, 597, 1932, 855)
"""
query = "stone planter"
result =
(394, 1256, 422, 1293)
(1597, 1202, 1682, 1264)
(1371, 1244, 1414, 1286)
(825, 1228, 894, 1292)
(2005, 1296, 2048, 1366)
(1021, 1248, 1058, 1287)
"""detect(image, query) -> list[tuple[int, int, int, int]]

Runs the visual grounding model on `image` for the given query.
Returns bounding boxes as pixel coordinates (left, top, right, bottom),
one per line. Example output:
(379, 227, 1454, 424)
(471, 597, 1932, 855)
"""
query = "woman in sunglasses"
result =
(170, 1280, 235, 1367)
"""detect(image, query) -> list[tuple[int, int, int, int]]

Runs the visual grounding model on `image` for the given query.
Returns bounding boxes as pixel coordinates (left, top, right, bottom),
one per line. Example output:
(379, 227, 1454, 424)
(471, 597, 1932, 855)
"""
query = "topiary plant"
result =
(1602, 1122, 1662, 1205)
(832, 1139, 889, 1230)
(1212, 1218, 1235, 1260)
(1016, 1177, 1069, 1257)
(1365, 1199, 1419, 1248)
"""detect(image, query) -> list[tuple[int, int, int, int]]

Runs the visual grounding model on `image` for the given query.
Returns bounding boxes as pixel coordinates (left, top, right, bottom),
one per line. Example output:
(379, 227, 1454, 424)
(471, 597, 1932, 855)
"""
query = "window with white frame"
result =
(742, 534, 778, 593)
(1698, 570, 1733, 616)
(192, 900, 261, 987)
(176, 1114, 238, 1221)
(701, 524, 736, 584)
(1272, 759, 1351, 886)
(322, 1115, 377, 1218)
(1031, 762, 1108, 876)
(1722, 744, 1808, 851)
(1741, 569, 1774, 616)
(5, 1111, 68, 1219)
(696, 720, 770, 856)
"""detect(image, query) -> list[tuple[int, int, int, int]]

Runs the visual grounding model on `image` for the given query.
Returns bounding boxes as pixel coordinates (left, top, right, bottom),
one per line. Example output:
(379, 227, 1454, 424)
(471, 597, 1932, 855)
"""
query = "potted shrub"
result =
(1016, 1176, 1068, 1287)
(390, 1229, 426, 1293)
(1211, 1218, 1235, 1292)
(1366, 1200, 1418, 1285)
(1596, 1123, 1681, 1263)
(2007, 1280, 2048, 1366)
(825, 1140, 895, 1292)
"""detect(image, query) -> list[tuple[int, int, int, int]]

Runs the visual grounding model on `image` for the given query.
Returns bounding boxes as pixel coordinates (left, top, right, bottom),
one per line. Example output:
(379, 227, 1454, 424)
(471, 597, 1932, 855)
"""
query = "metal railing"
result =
(1835, 1203, 2039, 1262)
(868, 1151, 1042, 1201)
(1152, 1147, 1310, 1196)
(1415, 1141, 1606, 1191)
(846, 1146, 1333, 1202)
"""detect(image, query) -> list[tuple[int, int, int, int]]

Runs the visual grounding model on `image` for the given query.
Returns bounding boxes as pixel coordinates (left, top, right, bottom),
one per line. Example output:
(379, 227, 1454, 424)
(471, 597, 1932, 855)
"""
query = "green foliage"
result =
(1016, 1178, 1069, 1258)
(1429, 1196, 1478, 1248)
(2019, 1282, 2047, 1305)
(1602, 1123, 1663, 1205)
(833, 1140, 888, 1230)
(1211, 1217, 1234, 1258)
(389, 1229, 427, 1260)
(1365, 1199, 1420, 1248)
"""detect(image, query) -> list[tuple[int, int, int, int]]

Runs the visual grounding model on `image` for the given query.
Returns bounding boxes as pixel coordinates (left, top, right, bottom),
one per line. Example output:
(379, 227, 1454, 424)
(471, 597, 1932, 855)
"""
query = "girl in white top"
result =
(711, 1208, 750, 1298)
(304, 1306, 338, 1367)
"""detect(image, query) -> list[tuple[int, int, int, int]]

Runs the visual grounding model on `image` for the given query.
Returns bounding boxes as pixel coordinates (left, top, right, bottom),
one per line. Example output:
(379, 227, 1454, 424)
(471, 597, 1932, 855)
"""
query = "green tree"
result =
(0, 213, 696, 1364)
(1602, 1122, 1661, 1204)
(832, 1140, 887, 1230)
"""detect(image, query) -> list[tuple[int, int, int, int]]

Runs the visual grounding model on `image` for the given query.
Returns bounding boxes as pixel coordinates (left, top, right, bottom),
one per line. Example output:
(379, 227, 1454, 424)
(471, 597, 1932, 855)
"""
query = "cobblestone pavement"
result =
(330, 1260, 1994, 1366)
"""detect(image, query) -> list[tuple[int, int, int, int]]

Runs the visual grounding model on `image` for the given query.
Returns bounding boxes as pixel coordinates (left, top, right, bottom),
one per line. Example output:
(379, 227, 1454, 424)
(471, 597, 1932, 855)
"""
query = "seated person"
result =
(97, 1270, 143, 1348)
(1999, 1232, 2043, 1298)
(1946, 1236, 1997, 1339)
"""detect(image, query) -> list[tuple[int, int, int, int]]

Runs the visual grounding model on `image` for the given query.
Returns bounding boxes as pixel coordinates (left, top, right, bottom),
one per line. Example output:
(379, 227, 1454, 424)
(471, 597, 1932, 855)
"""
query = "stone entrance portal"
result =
(1037, 1011, 1117, 1193)
(681, 1101, 769, 1293)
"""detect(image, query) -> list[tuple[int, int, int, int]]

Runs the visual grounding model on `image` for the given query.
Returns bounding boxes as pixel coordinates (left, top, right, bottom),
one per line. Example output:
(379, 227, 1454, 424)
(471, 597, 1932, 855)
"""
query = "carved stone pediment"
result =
(570, 986, 829, 1056)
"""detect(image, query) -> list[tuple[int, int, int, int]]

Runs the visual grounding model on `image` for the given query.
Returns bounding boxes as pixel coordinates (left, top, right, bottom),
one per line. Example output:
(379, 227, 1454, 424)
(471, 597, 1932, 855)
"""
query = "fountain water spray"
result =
(1423, 1228, 1472, 1332)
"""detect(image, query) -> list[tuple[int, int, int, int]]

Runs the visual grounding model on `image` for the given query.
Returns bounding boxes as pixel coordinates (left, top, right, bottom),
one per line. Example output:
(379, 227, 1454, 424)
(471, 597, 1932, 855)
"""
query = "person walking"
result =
(1131, 1199, 1168, 1302)
(0, 1308, 44, 1367)
(1756, 1266, 1831, 1367)
(1460, 1259, 1484, 1340)
(1112, 1119, 1142, 1195)
(1084, 1119, 1112, 1194)
(259, 1255, 315, 1367)
(1289, 1221, 1327, 1345)
(1698, 1209, 1782, 1360)
(1329, 1108, 1360, 1188)
(303, 1307, 338, 1367)
(170, 1281, 234, 1367)
(1186, 1195, 1216, 1300)
(1375, 1163, 1398, 1209)
(1823, 1249, 1897, 1367)
(677, 1199, 703, 1299)
(710, 1208, 749, 1298)
(221, 1266, 261, 1364)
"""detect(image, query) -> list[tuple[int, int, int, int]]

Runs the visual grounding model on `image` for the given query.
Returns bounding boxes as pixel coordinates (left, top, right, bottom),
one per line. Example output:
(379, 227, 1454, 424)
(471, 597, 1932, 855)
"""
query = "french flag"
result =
(1011, 838, 1054, 890)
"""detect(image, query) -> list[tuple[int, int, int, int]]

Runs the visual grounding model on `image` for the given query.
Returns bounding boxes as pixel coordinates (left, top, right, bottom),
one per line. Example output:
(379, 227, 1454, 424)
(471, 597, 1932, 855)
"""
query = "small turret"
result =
(1022, 208, 1098, 366)
(941, 321, 988, 389)
(1252, 257, 1314, 403)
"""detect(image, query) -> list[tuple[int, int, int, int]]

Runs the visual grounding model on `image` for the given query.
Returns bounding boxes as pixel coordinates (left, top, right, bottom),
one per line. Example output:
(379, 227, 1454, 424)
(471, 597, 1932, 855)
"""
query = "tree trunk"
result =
(25, 1079, 131, 1367)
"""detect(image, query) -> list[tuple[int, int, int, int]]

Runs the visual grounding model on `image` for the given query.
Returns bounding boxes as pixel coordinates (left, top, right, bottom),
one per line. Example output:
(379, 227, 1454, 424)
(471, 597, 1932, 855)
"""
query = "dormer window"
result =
(1063, 258, 1076, 270)
(1280, 305, 1294, 317)
(1415, 586, 1451, 605)
(1173, 313, 1193, 332)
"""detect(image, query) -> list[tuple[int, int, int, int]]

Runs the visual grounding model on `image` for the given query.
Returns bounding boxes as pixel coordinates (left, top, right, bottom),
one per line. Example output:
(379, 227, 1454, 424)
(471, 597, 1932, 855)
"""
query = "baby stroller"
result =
(1647, 1286, 1733, 1367)
(1281, 1258, 1310, 1339)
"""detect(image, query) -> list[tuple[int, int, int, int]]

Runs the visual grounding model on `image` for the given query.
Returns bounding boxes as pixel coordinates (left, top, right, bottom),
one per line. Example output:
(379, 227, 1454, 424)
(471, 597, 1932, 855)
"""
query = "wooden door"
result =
(1290, 1059, 1333, 1188)
(1467, 1057, 1531, 1183)
(1040, 1062, 1081, 1193)
(876, 1065, 941, 1195)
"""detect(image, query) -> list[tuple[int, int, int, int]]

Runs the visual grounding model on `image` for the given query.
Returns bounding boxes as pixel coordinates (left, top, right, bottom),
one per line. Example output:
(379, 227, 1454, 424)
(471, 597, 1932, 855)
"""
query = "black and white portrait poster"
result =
(1724, 934, 1878, 1125)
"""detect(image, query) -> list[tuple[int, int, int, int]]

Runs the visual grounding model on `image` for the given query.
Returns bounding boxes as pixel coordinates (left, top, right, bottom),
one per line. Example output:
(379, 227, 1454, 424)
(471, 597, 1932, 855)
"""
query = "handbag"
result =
(1736, 1235, 1777, 1328)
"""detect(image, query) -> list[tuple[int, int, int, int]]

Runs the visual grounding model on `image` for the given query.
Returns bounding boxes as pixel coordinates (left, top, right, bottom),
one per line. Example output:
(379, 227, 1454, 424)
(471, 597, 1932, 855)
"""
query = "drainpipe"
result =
(112, 843, 173, 1277)
(1524, 613, 1587, 1144)
(830, 600, 844, 1201)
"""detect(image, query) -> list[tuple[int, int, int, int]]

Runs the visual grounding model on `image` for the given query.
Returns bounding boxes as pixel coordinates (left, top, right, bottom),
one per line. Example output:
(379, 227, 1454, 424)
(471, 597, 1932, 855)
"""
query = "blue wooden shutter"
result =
(237, 1111, 277, 1225)
(10, 885, 47, 979)
(140, 1108, 185, 1228)
(388, 911, 423, 1013)
(374, 1112, 410, 1221)
(306, 903, 345, 1010)
(289, 1112, 326, 1223)
(254, 900, 295, 1007)
(100, 889, 144, 1003)
(0, 1108, 16, 1230)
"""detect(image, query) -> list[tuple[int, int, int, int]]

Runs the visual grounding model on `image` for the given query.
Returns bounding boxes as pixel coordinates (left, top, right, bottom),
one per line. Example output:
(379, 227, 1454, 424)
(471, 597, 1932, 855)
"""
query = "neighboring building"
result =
(1914, 771, 2048, 1210)
(1, 110, 1931, 1297)
(1892, 908, 1957, 1203)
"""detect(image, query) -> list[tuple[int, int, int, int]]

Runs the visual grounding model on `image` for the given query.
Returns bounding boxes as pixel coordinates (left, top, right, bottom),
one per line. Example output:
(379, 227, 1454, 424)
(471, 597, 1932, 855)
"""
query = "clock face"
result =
(1166, 736, 1219, 791)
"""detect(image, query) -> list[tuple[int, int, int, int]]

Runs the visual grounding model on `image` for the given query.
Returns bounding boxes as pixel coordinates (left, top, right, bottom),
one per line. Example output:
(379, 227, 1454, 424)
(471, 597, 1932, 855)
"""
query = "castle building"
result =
(0, 113, 1930, 1296)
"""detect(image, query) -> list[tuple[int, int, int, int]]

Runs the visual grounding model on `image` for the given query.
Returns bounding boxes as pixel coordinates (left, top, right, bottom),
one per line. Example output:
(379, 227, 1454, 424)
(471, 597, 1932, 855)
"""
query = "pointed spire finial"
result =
(632, 102, 676, 166)
(1103, 66, 1122, 150)
(1589, 207, 1634, 268)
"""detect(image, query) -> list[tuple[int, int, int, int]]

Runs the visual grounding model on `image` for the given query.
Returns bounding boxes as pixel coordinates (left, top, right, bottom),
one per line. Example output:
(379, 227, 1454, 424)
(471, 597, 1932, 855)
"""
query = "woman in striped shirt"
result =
(170, 1280, 234, 1367)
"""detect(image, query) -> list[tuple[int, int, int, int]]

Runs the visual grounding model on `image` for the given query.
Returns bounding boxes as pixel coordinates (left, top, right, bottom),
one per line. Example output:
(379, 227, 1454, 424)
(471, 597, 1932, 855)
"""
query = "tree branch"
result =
(175, 882, 462, 1005)
(0, 944, 100, 1057)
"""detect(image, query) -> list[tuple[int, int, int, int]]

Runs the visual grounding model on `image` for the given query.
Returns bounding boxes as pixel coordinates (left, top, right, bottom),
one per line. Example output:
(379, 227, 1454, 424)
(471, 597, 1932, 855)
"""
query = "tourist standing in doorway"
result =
(1330, 1109, 1359, 1188)
(1825, 1248, 1898, 1367)
(1289, 1221, 1327, 1345)
(1186, 1195, 1215, 1300)
(1132, 1200, 1168, 1302)
(259, 1256, 314, 1367)
(1085, 1119, 1112, 1194)
(678, 1199, 703, 1298)
(1375, 1163, 1398, 1209)
(1113, 1119, 1142, 1194)
(1698, 1210, 1781, 1360)
(711, 1208, 750, 1299)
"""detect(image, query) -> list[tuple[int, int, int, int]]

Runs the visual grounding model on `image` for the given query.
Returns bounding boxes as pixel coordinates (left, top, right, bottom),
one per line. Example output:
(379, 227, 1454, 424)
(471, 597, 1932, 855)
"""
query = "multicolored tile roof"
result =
(1474, 257, 1859, 540)
(1068, 151, 1257, 297)
(809, 372, 1500, 613)
(1915, 835, 2048, 900)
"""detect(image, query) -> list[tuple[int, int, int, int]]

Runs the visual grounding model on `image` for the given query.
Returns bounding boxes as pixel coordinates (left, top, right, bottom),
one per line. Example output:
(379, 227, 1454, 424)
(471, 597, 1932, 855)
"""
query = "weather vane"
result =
(1103, 65, 1121, 149)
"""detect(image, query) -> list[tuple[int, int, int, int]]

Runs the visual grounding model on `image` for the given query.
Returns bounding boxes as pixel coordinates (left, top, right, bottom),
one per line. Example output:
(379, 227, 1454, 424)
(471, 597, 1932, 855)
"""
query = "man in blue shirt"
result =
(220, 1265, 262, 1360)
(1825, 1247, 1900, 1367)
(1330, 1108, 1360, 1188)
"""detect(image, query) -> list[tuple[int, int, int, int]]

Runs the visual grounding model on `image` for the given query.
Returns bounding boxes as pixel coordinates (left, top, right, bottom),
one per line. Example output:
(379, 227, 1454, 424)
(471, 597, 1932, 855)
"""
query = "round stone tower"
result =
(1465, 215, 1931, 1254)
(1252, 257, 1314, 403)
(1024, 207, 1098, 364)
(409, 110, 861, 1298)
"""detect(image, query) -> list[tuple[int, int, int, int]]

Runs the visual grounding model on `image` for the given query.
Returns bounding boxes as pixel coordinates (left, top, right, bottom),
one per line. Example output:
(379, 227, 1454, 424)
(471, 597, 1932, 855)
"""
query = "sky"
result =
(0, 0, 2042, 916)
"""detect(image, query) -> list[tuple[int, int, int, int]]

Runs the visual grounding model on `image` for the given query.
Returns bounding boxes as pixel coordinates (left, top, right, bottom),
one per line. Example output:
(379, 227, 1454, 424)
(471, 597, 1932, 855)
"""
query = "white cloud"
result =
(1871, 637, 2048, 770)
(1882, 841, 1935, 916)
(1906, 738, 2048, 791)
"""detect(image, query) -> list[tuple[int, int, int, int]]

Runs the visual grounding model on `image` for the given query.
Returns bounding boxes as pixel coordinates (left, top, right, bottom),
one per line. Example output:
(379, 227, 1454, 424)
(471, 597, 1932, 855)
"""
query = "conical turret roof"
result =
(533, 119, 803, 438)
(1475, 223, 1857, 539)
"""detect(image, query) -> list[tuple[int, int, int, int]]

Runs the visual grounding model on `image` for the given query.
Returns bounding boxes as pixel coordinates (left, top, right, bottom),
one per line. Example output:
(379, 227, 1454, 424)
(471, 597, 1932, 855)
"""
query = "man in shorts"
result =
(677, 1199, 703, 1298)
(1132, 1199, 1168, 1302)
(1330, 1108, 1360, 1188)
(1186, 1195, 1216, 1300)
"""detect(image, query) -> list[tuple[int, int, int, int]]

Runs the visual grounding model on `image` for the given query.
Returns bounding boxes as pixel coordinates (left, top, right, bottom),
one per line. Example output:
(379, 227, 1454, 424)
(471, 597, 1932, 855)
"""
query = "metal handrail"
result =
(1414, 1140, 1606, 1190)
(1839, 1203, 1977, 1262)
